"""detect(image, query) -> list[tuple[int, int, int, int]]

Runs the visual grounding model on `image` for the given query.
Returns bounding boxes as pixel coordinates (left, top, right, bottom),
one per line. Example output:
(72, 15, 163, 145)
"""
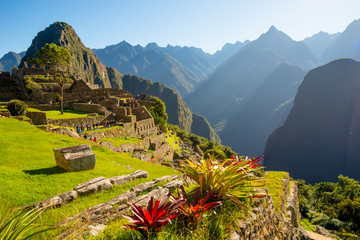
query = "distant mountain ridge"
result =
(186, 26, 317, 155)
(93, 41, 215, 96)
(0, 51, 24, 72)
(321, 19, 360, 64)
(302, 31, 340, 58)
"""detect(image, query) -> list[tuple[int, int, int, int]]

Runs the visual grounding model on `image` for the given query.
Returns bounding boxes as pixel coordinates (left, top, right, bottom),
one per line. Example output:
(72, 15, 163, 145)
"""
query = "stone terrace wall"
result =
(73, 103, 107, 115)
(48, 116, 105, 127)
(26, 111, 48, 125)
(82, 127, 127, 140)
(231, 178, 309, 240)
(12, 67, 46, 80)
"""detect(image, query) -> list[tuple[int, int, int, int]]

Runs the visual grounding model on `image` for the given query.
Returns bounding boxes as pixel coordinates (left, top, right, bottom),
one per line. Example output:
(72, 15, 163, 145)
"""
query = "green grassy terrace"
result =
(0, 117, 178, 237)
(264, 171, 289, 213)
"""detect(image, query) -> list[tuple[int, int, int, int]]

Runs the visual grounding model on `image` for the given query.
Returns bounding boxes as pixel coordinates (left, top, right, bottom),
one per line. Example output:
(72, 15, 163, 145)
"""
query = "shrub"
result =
(148, 97, 168, 132)
(180, 155, 266, 206)
(7, 100, 28, 116)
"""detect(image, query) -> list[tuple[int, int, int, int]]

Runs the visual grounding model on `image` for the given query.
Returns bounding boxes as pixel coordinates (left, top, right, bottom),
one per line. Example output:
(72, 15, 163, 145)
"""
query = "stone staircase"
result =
(23, 169, 182, 239)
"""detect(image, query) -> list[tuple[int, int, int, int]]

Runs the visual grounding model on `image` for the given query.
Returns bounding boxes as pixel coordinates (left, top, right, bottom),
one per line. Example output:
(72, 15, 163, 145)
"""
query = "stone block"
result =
(163, 180, 183, 192)
(54, 144, 96, 172)
(34, 196, 63, 209)
(130, 170, 148, 179)
(109, 175, 133, 186)
(58, 190, 78, 204)
(74, 177, 112, 196)
(131, 181, 156, 194)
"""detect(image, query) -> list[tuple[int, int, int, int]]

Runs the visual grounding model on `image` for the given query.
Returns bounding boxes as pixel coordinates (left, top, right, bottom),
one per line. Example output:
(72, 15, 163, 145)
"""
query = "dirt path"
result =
(305, 230, 336, 240)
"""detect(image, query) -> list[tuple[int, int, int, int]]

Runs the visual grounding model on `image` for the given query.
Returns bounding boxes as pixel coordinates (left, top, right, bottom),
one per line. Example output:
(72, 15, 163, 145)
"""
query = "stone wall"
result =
(12, 67, 47, 80)
(231, 178, 309, 240)
(82, 127, 128, 140)
(73, 103, 107, 115)
(26, 111, 48, 125)
(135, 118, 157, 138)
(150, 133, 166, 150)
(48, 116, 105, 128)
(0, 111, 10, 117)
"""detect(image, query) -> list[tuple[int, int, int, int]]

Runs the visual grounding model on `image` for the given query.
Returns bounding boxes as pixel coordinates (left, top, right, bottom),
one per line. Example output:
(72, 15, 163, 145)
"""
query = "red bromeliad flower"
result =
(172, 186, 222, 225)
(123, 192, 186, 237)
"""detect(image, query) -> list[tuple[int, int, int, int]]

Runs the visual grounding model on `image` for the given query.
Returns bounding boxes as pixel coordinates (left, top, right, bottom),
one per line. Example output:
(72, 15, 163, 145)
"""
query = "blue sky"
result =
(1, 0, 360, 57)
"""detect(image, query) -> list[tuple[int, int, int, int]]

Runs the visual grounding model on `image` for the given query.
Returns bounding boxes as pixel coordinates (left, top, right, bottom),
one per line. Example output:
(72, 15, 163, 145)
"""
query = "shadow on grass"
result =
(23, 166, 67, 175)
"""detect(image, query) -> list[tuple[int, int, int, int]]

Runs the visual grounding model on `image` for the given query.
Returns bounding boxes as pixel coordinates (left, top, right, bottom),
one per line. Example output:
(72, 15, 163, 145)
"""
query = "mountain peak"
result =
(257, 25, 293, 42)
(145, 42, 159, 50)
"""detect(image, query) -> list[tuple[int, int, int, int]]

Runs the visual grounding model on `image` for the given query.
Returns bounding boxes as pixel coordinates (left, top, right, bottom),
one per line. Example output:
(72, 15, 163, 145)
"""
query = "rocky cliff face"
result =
(264, 59, 360, 183)
(20, 22, 111, 87)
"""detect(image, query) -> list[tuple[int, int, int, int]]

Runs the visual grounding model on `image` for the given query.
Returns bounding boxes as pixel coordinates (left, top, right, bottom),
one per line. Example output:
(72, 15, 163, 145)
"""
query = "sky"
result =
(1, 0, 360, 57)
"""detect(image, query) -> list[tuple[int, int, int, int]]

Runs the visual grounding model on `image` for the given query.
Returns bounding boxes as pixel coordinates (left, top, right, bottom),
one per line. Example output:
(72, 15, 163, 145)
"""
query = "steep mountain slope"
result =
(0, 51, 23, 72)
(186, 26, 317, 154)
(93, 41, 215, 96)
(211, 41, 249, 67)
(321, 19, 360, 64)
(220, 63, 307, 156)
(20, 22, 111, 87)
(115, 74, 221, 143)
(264, 59, 360, 183)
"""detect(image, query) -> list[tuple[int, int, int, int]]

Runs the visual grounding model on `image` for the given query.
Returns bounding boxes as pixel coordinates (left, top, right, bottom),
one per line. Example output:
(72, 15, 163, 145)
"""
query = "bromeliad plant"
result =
(180, 155, 266, 206)
(123, 192, 186, 238)
(172, 185, 222, 226)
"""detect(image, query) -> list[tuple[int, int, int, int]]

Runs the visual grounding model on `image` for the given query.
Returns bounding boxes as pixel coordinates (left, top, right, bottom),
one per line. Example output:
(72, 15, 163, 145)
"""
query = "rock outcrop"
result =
(264, 59, 360, 183)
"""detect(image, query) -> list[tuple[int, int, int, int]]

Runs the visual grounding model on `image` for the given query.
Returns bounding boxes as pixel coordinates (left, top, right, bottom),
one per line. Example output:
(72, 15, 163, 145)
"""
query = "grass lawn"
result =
(300, 218, 316, 232)
(264, 171, 289, 213)
(0, 117, 178, 207)
(26, 108, 97, 119)
(102, 137, 142, 147)
(166, 131, 181, 151)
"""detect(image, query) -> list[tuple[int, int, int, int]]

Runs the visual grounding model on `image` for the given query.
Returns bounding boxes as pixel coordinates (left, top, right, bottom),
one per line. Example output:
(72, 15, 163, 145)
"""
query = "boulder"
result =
(54, 144, 96, 172)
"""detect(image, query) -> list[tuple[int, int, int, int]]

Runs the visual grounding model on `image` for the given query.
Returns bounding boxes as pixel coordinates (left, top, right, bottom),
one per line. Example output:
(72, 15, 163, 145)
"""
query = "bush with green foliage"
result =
(7, 100, 28, 116)
(169, 124, 236, 158)
(148, 97, 168, 132)
(298, 175, 360, 238)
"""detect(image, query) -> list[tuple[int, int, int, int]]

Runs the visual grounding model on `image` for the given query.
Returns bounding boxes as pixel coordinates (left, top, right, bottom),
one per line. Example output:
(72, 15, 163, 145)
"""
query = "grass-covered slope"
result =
(0, 117, 177, 207)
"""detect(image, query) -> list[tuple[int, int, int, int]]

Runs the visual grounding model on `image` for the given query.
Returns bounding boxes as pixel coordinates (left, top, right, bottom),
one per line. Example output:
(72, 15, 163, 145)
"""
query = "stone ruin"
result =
(54, 144, 96, 172)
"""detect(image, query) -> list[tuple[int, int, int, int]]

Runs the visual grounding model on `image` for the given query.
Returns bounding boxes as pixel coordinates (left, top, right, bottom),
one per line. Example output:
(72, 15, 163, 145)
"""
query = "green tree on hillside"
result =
(28, 43, 72, 114)
(148, 97, 168, 132)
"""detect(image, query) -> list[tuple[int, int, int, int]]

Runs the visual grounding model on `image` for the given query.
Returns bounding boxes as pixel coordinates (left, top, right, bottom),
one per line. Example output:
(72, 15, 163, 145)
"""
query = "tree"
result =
(148, 97, 168, 132)
(28, 43, 72, 114)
